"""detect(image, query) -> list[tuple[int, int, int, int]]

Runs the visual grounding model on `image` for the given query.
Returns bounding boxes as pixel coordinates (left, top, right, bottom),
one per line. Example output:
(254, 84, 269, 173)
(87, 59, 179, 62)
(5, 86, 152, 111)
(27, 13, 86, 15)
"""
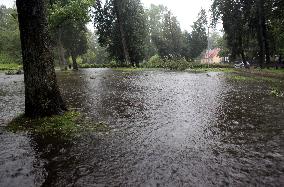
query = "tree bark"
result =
(16, 0, 67, 117)
(256, 0, 270, 67)
(71, 52, 78, 70)
(114, 0, 131, 66)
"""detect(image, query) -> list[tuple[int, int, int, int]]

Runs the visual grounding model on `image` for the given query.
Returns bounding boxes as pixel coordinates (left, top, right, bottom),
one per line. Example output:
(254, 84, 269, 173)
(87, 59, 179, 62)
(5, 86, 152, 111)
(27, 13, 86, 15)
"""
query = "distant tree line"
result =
(3, 0, 283, 69)
(93, 1, 209, 66)
(212, 0, 284, 65)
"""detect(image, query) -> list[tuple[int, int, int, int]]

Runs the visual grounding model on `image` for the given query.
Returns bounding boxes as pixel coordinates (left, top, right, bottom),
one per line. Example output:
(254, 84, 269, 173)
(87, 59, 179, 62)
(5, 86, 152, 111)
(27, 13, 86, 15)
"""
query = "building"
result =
(201, 48, 221, 64)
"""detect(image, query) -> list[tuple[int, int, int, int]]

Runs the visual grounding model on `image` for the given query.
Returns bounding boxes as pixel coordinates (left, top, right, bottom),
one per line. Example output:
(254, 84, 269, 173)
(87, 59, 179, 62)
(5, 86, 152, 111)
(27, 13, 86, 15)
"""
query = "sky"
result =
(141, 0, 214, 31)
(0, 0, 219, 32)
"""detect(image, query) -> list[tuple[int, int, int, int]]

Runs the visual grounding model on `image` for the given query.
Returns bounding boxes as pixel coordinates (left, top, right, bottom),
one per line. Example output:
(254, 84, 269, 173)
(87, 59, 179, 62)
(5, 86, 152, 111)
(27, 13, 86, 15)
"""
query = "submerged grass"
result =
(186, 68, 236, 73)
(228, 72, 284, 97)
(7, 111, 110, 140)
(112, 67, 147, 71)
(228, 73, 282, 83)
(270, 87, 284, 97)
(253, 68, 284, 74)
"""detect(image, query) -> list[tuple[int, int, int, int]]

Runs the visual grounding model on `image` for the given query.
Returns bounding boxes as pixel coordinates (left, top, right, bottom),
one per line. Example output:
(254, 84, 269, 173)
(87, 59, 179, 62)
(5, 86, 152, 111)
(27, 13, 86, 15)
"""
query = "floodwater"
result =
(0, 69, 283, 186)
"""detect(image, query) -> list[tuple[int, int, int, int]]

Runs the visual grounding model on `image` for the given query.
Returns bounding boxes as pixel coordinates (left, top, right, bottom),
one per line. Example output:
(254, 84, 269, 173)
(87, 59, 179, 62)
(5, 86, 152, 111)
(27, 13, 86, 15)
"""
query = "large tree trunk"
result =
(71, 52, 79, 70)
(16, 0, 67, 117)
(114, 0, 131, 66)
(256, 0, 270, 67)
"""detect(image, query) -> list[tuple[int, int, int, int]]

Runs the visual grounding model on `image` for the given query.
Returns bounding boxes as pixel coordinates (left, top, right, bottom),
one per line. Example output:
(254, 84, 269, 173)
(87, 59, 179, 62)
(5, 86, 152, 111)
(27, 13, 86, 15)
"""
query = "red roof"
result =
(204, 48, 220, 59)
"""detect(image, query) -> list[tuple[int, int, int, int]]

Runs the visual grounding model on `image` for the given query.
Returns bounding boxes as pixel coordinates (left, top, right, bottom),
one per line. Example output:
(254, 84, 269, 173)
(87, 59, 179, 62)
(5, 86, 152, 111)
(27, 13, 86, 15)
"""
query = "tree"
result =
(212, 0, 283, 65)
(144, 4, 168, 59)
(16, 0, 66, 117)
(61, 21, 88, 70)
(212, 0, 251, 63)
(94, 0, 147, 66)
(208, 31, 222, 50)
(49, 0, 93, 70)
(152, 10, 185, 59)
(188, 9, 208, 58)
(0, 6, 21, 63)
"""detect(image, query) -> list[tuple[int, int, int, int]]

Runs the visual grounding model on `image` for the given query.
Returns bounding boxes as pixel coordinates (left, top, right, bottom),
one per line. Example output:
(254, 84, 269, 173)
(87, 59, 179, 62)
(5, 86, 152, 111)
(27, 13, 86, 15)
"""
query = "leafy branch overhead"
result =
(49, 0, 94, 29)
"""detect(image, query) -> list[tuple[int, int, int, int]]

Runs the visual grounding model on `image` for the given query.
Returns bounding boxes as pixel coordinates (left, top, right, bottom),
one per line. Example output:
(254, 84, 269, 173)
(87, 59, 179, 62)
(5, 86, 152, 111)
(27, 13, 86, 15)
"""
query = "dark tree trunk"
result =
(71, 52, 78, 70)
(114, 0, 131, 66)
(256, 0, 270, 67)
(16, 0, 67, 117)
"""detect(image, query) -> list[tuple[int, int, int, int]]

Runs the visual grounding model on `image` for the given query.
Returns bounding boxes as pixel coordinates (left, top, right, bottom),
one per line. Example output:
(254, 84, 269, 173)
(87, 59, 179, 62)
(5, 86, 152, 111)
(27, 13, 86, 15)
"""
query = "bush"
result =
(82, 50, 96, 64)
(163, 59, 192, 71)
(142, 56, 192, 70)
(142, 55, 164, 68)
(142, 55, 233, 71)
(0, 53, 17, 64)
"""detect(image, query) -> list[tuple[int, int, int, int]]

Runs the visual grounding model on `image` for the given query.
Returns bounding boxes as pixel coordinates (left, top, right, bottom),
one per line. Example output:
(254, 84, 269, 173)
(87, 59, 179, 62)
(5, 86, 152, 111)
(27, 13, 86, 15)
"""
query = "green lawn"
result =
(0, 63, 22, 71)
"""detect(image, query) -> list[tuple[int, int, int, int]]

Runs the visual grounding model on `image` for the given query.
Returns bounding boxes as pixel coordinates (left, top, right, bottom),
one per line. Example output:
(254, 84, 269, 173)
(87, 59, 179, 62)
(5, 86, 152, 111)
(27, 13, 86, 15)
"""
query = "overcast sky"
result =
(0, 0, 218, 32)
(142, 0, 213, 31)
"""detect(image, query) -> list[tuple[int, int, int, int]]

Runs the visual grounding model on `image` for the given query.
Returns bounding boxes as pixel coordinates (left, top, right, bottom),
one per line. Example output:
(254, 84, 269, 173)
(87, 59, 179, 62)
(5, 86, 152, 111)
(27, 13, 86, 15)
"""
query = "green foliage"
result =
(61, 21, 88, 59)
(7, 111, 110, 140)
(0, 53, 16, 64)
(94, 0, 147, 65)
(145, 6, 208, 61)
(188, 9, 208, 58)
(49, 0, 93, 67)
(144, 4, 168, 59)
(82, 32, 110, 65)
(209, 31, 222, 49)
(142, 55, 233, 71)
(49, 0, 93, 30)
(82, 50, 97, 64)
(212, 0, 284, 63)
(79, 61, 120, 68)
(142, 55, 164, 68)
(0, 6, 21, 64)
(151, 10, 188, 60)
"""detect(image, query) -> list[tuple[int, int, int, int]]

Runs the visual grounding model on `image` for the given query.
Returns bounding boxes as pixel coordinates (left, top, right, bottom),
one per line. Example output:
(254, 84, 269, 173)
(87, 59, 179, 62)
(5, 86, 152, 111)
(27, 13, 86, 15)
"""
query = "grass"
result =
(229, 75, 257, 81)
(112, 67, 147, 71)
(228, 73, 282, 82)
(228, 72, 284, 97)
(7, 111, 110, 140)
(186, 68, 236, 73)
(254, 68, 284, 74)
(0, 63, 22, 71)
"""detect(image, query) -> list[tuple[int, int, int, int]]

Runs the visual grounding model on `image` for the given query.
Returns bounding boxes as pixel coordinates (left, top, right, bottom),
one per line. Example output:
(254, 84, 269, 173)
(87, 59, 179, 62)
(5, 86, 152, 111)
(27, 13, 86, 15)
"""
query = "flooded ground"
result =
(0, 69, 283, 186)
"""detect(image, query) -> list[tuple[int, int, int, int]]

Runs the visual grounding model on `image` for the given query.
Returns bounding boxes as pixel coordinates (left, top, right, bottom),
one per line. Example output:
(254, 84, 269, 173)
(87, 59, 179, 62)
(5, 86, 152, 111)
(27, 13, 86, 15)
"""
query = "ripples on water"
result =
(0, 69, 283, 186)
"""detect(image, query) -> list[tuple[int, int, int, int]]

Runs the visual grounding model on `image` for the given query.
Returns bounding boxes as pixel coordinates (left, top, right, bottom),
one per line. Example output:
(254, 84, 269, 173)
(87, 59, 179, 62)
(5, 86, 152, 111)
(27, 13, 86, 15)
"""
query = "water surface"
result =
(0, 69, 283, 186)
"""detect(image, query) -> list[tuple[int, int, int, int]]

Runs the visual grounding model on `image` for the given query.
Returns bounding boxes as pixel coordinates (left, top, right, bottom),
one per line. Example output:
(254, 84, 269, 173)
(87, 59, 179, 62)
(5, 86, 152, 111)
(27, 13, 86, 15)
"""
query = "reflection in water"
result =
(0, 69, 283, 186)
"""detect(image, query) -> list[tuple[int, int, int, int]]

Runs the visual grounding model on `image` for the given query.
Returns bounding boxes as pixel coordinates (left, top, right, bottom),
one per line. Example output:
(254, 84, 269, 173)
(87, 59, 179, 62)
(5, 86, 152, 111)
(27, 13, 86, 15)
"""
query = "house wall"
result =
(201, 56, 221, 64)
(212, 56, 221, 64)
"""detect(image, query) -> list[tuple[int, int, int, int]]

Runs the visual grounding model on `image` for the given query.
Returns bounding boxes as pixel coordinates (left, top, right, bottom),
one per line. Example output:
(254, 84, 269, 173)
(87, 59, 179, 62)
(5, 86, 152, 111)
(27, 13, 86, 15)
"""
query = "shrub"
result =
(82, 50, 96, 64)
(0, 53, 16, 64)
(142, 55, 164, 68)
(142, 55, 233, 71)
